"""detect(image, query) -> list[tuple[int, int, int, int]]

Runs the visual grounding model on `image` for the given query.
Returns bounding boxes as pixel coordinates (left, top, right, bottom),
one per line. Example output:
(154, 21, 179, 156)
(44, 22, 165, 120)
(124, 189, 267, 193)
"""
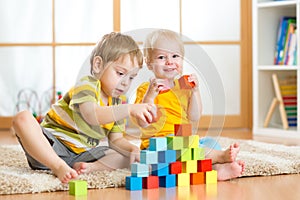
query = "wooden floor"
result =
(1, 128, 300, 200)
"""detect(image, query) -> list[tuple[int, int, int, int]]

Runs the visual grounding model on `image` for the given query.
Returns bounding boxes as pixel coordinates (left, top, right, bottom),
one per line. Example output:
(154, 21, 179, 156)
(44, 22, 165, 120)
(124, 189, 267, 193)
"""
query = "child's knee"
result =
(12, 110, 33, 129)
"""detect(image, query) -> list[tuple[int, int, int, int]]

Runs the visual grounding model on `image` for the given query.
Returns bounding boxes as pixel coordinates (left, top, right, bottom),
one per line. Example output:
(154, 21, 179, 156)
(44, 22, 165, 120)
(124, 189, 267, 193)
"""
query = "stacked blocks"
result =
(69, 180, 87, 196)
(125, 123, 217, 190)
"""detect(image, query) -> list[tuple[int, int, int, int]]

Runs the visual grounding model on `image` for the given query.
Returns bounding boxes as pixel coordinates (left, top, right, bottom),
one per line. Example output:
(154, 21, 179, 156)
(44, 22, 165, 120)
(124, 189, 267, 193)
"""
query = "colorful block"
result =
(197, 159, 212, 172)
(177, 148, 192, 161)
(178, 75, 195, 89)
(190, 172, 205, 185)
(140, 150, 158, 164)
(174, 123, 192, 136)
(192, 147, 205, 160)
(158, 150, 176, 163)
(205, 170, 217, 184)
(159, 174, 176, 187)
(69, 180, 87, 196)
(184, 135, 199, 148)
(177, 173, 190, 186)
(169, 161, 182, 174)
(131, 163, 149, 177)
(167, 136, 184, 150)
(149, 137, 167, 151)
(143, 175, 159, 189)
(126, 176, 142, 190)
(182, 160, 197, 173)
(151, 163, 169, 176)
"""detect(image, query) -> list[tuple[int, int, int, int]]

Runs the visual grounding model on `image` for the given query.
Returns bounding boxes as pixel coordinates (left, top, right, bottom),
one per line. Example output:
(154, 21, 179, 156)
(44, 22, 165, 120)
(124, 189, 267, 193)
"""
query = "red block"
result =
(169, 161, 182, 174)
(178, 75, 195, 89)
(190, 172, 205, 185)
(197, 159, 212, 172)
(174, 124, 192, 136)
(143, 176, 159, 189)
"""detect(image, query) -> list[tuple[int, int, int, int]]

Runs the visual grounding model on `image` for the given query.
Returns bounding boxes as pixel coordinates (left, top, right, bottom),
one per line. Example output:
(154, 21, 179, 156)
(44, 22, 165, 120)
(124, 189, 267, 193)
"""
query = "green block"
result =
(192, 147, 205, 160)
(184, 135, 199, 148)
(69, 180, 87, 196)
(177, 148, 192, 161)
(167, 136, 183, 150)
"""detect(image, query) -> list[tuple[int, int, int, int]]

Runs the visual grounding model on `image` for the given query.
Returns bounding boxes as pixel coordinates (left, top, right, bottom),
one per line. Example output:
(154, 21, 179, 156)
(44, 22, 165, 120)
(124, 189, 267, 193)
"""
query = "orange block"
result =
(174, 124, 192, 136)
(190, 172, 205, 185)
(179, 75, 195, 89)
(143, 176, 159, 189)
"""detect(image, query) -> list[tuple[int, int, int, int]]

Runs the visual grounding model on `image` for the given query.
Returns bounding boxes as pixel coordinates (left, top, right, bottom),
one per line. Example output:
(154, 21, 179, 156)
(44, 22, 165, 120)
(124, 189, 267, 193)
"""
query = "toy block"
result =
(126, 176, 142, 190)
(177, 173, 190, 186)
(169, 161, 182, 174)
(69, 180, 87, 196)
(178, 75, 195, 89)
(192, 147, 205, 160)
(151, 163, 169, 176)
(140, 150, 158, 164)
(190, 172, 205, 185)
(176, 148, 192, 162)
(158, 150, 176, 163)
(142, 175, 159, 189)
(174, 123, 192, 136)
(184, 135, 199, 148)
(197, 159, 212, 172)
(149, 137, 167, 151)
(131, 163, 149, 177)
(205, 170, 217, 184)
(182, 160, 197, 173)
(167, 136, 184, 150)
(159, 174, 176, 188)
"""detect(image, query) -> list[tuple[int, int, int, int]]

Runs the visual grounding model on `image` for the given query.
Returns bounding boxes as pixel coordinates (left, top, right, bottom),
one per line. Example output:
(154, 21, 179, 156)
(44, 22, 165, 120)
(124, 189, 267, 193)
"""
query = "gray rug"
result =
(0, 137, 300, 195)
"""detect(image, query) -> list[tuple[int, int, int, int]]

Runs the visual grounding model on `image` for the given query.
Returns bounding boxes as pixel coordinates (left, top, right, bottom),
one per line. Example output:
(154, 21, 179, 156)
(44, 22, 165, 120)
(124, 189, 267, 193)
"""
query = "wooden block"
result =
(131, 163, 149, 177)
(184, 135, 199, 148)
(149, 137, 167, 151)
(158, 150, 176, 163)
(182, 160, 197, 173)
(140, 150, 158, 164)
(197, 159, 212, 172)
(159, 174, 176, 187)
(206, 170, 217, 184)
(190, 172, 205, 185)
(126, 176, 142, 190)
(143, 176, 159, 189)
(174, 124, 192, 136)
(151, 163, 169, 176)
(192, 147, 205, 160)
(169, 161, 182, 174)
(177, 148, 192, 162)
(69, 180, 87, 196)
(167, 136, 184, 150)
(178, 75, 195, 89)
(177, 173, 190, 186)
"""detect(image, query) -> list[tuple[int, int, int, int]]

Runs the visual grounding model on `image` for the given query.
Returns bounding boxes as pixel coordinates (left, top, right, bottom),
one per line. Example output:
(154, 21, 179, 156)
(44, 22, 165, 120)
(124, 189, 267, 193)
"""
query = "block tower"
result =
(125, 123, 217, 190)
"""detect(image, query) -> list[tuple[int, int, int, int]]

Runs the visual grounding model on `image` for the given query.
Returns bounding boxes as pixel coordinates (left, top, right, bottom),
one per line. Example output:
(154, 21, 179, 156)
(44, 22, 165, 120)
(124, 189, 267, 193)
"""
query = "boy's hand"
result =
(129, 103, 157, 127)
(129, 146, 140, 164)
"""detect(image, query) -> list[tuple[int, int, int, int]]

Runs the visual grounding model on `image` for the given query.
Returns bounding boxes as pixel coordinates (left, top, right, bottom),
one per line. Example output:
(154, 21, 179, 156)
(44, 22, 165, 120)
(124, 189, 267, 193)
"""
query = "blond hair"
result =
(90, 32, 143, 74)
(143, 29, 184, 64)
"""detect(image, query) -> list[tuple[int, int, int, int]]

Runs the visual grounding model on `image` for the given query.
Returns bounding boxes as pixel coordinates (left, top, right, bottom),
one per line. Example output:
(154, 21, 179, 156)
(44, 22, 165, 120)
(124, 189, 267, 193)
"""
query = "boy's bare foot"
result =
(214, 160, 245, 181)
(52, 163, 78, 183)
(73, 162, 89, 174)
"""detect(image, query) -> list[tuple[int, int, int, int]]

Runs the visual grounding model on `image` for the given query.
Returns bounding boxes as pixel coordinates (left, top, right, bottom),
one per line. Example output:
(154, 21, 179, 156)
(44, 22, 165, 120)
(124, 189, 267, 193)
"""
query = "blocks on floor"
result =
(69, 180, 87, 196)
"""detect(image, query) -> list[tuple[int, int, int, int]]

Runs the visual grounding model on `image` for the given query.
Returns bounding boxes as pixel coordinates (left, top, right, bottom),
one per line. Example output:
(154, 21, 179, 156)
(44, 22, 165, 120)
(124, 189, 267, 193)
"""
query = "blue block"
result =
(158, 150, 176, 163)
(149, 137, 167, 151)
(140, 150, 158, 164)
(125, 176, 142, 190)
(131, 163, 149, 177)
(159, 174, 176, 187)
(151, 163, 169, 176)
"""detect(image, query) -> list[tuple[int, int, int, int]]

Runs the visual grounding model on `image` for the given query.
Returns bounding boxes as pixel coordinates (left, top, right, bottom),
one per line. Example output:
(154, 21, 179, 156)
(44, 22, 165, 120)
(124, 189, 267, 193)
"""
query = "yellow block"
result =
(184, 135, 199, 148)
(177, 173, 190, 186)
(206, 170, 217, 184)
(182, 160, 198, 173)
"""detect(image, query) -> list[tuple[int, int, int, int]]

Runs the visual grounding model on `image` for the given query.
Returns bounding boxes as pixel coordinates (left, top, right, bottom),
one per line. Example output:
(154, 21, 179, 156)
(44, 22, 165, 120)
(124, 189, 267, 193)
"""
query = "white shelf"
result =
(253, 0, 300, 143)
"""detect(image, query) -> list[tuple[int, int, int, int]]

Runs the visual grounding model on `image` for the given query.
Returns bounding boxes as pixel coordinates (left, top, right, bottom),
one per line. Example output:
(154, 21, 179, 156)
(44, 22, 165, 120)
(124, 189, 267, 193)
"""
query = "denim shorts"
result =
(18, 126, 109, 170)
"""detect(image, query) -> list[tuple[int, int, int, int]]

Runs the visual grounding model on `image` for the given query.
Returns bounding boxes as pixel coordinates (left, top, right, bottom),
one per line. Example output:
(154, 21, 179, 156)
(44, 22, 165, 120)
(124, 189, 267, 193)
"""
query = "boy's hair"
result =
(143, 29, 184, 64)
(90, 32, 143, 74)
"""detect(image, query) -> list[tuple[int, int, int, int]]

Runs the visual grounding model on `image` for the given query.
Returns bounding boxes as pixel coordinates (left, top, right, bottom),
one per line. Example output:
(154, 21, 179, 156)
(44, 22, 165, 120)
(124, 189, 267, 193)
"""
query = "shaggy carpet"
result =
(0, 137, 300, 195)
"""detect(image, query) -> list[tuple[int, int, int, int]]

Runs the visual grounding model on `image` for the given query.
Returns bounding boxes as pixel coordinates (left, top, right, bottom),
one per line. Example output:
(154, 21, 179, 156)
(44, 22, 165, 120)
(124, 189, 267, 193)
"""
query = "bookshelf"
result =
(253, 0, 300, 144)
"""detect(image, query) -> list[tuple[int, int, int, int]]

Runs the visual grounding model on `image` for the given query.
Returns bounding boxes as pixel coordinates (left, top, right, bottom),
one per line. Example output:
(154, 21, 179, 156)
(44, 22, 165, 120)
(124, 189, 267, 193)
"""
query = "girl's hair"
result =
(90, 32, 143, 74)
(143, 29, 184, 63)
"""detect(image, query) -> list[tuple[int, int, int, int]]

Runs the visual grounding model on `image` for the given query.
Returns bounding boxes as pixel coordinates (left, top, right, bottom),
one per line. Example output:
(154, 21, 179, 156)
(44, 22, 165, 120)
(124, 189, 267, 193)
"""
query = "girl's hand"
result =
(146, 78, 170, 98)
(188, 73, 199, 91)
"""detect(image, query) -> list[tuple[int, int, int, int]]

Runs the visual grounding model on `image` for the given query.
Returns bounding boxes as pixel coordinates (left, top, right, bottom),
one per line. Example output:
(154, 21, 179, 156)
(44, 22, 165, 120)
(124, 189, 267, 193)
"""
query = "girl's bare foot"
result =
(214, 160, 245, 181)
(226, 142, 240, 162)
(52, 163, 78, 183)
